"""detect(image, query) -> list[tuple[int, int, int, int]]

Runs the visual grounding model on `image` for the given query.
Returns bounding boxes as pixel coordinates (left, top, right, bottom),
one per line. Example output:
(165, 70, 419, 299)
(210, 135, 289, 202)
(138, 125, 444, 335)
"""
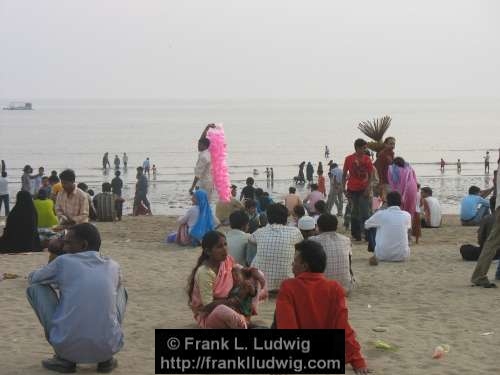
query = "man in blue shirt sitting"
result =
(27, 223, 127, 373)
(460, 185, 494, 226)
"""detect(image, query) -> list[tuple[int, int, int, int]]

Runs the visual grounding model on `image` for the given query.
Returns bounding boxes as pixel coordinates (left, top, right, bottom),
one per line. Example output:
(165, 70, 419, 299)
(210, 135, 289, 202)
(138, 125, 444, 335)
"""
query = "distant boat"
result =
(2, 102, 33, 110)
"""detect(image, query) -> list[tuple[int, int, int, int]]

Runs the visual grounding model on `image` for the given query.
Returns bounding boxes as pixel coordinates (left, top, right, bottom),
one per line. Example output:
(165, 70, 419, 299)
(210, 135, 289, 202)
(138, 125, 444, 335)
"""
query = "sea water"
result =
(0, 98, 498, 215)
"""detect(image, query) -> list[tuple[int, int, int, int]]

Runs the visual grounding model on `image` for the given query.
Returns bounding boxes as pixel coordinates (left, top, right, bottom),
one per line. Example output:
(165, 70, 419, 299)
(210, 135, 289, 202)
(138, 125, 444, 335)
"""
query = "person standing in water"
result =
(325, 145, 330, 159)
(457, 159, 462, 174)
(114, 155, 120, 170)
(440, 158, 445, 173)
(484, 151, 490, 174)
(122, 153, 128, 169)
(102, 153, 111, 169)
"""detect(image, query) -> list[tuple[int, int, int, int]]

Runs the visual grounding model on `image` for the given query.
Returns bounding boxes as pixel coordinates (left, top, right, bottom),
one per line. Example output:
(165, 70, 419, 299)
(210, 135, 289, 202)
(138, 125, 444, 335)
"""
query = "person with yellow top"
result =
(33, 189, 59, 228)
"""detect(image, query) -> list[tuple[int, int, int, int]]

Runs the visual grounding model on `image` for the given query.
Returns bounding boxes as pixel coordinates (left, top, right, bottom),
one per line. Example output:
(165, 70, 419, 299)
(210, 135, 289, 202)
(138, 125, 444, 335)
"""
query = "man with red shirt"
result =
(342, 139, 374, 241)
(275, 240, 369, 374)
(374, 137, 395, 200)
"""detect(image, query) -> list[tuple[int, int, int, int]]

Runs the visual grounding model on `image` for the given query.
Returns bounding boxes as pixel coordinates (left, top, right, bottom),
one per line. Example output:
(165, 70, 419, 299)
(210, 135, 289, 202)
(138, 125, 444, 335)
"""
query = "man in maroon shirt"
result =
(374, 137, 395, 201)
(342, 139, 374, 241)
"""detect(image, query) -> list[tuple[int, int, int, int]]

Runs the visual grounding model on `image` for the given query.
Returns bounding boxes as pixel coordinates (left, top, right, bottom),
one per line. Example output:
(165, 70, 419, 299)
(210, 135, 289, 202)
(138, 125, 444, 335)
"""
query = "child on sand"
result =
(229, 267, 259, 319)
(317, 170, 326, 197)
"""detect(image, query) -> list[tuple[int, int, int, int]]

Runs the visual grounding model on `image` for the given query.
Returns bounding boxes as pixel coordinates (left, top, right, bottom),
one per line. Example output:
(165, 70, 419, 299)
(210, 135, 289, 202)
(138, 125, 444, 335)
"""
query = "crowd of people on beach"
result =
(1, 125, 499, 374)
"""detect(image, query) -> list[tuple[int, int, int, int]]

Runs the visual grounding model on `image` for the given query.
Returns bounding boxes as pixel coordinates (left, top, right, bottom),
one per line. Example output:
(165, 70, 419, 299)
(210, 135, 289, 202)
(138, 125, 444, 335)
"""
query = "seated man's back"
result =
(365, 191, 411, 262)
(94, 192, 116, 222)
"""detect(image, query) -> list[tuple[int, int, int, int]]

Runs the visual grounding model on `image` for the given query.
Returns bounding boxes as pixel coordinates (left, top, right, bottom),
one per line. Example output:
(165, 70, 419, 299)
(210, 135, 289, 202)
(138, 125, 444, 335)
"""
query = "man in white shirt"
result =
(420, 187, 442, 228)
(471, 162, 500, 288)
(365, 191, 411, 263)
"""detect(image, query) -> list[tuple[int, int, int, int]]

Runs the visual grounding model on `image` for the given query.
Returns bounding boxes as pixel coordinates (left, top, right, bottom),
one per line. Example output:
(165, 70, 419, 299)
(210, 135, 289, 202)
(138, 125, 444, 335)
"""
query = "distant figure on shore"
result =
(460, 185, 493, 226)
(265, 167, 270, 180)
(102, 152, 111, 169)
(111, 170, 124, 221)
(32, 166, 45, 196)
(326, 163, 343, 217)
(122, 152, 128, 169)
(306, 162, 314, 184)
(270, 167, 274, 183)
(456, 159, 462, 173)
(0, 171, 9, 216)
(133, 167, 151, 215)
(190, 124, 216, 200)
(484, 151, 490, 173)
(324, 145, 330, 159)
(440, 158, 445, 173)
(152, 164, 157, 179)
(142, 157, 151, 178)
(114, 155, 120, 170)
(296, 161, 306, 184)
(317, 161, 323, 177)
(21, 165, 40, 194)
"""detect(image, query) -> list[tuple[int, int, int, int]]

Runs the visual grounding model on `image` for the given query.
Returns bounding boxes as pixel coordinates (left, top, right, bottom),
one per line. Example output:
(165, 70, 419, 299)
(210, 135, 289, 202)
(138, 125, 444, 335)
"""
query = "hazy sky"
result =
(1, 0, 499, 99)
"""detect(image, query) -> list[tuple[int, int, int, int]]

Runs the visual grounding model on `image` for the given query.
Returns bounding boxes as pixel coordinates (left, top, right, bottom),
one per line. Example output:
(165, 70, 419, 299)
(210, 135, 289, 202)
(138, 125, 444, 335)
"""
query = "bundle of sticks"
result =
(357, 116, 392, 152)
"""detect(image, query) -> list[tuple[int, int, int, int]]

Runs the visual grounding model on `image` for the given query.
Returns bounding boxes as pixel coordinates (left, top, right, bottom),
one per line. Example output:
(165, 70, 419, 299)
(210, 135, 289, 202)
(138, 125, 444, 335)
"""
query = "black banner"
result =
(155, 329, 345, 374)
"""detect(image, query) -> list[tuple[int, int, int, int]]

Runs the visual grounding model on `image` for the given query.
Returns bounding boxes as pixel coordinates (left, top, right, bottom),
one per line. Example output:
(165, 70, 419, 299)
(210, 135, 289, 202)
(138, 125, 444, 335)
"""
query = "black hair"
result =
(246, 177, 255, 185)
(393, 157, 406, 168)
(115, 170, 121, 176)
(266, 203, 288, 225)
(289, 186, 296, 194)
(48, 175, 59, 183)
(77, 182, 88, 191)
(331, 163, 338, 169)
(68, 223, 101, 252)
(387, 191, 402, 207)
(37, 189, 48, 200)
(469, 186, 481, 195)
(102, 182, 112, 192)
(187, 231, 226, 303)
(314, 200, 327, 214)
(317, 214, 338, 232)
(87, 189, 95, 196)
(59, 169, 76, 182)
(354, 138, 367, 149)
(245, 198, 257, 209)
(230, 184, 237, 190)
(198, 137, 210, 148)
(310, 183, 319, 191)
(255, 188, 264, 197)
(1, 171, 6, 178)
(229, 210, 249, 230)
(293, 205, 306, 218)
(421, 187, 433, 196)
(295, 240, 326, 273)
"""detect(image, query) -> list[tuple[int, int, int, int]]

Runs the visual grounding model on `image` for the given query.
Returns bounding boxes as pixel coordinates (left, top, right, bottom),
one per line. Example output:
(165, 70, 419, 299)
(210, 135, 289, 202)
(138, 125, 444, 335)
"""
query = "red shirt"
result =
(276, 273, 367, 370)
(374, 148, 394, 184)
(343, 153, 373, 192)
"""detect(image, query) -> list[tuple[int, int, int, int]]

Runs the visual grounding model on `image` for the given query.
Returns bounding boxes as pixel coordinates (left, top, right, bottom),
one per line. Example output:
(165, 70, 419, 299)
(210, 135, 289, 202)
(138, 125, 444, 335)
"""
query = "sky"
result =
(1, 0, 499, 99)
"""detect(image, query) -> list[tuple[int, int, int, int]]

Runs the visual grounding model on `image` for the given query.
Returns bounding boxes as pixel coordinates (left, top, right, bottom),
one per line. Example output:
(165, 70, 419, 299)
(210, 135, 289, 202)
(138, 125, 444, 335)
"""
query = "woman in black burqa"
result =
(0, 190, 41, 253)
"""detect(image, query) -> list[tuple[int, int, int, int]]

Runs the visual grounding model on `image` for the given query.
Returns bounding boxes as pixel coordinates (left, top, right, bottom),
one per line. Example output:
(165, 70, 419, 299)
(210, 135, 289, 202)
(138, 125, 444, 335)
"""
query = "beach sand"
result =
(1, 214, 500, 374)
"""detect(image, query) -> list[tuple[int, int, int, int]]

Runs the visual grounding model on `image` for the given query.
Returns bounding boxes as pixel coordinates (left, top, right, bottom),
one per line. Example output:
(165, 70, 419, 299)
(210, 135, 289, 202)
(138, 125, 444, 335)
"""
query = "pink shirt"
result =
(304, 190, 324, 213)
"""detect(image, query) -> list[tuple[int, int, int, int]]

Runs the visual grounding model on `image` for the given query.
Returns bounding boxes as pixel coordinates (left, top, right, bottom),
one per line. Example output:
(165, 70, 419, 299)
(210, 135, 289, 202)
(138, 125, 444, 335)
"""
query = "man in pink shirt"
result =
(303, 183, 324, 215)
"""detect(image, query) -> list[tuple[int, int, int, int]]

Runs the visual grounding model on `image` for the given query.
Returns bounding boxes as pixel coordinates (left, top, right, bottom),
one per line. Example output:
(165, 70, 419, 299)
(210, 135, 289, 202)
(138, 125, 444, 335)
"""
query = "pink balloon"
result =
(207, 124, 231, 202)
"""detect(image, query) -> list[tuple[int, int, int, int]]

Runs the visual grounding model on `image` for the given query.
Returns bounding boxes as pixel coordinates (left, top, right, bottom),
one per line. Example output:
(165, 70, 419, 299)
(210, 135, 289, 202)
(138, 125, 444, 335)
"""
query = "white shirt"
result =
(365, 206, 411, 261)
(194, 150, 214, 198)
(0, 176, 8, 195)
(424, 197, 442, 227)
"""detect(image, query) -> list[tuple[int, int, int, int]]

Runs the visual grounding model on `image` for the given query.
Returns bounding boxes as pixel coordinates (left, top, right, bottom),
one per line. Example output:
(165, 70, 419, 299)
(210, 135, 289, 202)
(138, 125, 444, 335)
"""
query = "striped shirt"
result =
(93, 192, 116, 222)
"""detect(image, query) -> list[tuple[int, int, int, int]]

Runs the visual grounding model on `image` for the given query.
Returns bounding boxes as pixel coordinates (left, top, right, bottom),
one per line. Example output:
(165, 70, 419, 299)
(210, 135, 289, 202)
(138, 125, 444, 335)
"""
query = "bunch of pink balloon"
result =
(207, 124, 231, 202)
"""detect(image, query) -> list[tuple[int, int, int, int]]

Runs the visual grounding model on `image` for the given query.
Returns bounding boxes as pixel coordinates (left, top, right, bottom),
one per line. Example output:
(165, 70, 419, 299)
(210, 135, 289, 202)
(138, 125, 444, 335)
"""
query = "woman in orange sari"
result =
(187, 231, 265, 328)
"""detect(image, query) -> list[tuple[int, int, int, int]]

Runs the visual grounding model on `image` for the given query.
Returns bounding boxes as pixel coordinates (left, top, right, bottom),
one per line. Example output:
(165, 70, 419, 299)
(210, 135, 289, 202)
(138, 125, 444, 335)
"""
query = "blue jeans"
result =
(0, 194, 9, 216)
(26, 284, 128, 343)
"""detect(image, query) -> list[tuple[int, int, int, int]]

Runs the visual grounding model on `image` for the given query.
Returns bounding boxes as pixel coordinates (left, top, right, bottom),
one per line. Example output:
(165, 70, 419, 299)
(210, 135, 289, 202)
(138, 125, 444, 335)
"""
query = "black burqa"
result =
(0, 190, 42, 253)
